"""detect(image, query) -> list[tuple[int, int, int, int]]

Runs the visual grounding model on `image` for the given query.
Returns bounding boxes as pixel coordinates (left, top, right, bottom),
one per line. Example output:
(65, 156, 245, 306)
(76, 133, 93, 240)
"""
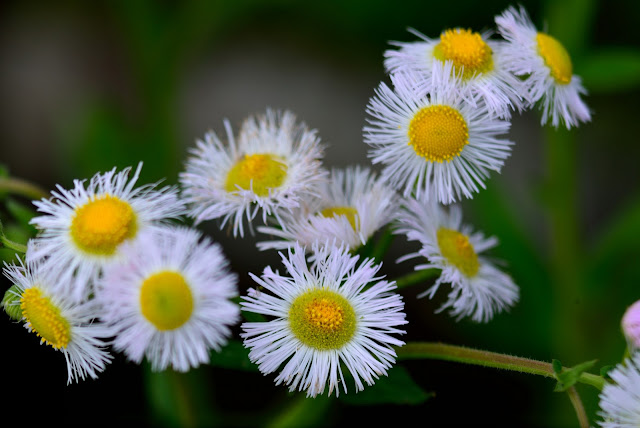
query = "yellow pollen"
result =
(408, 105, 469, 162)
(70, 194, 137, 255)
(21, 288, 71, 349)
(140, 271, 193, 331)
(320, 206, 359, 231)
(536, 33, 573, 85)
(225, 153, 288, 197)
(289, 289, 356, 350)
(433, 28, 494, 79)
(437, 228, 479, 277)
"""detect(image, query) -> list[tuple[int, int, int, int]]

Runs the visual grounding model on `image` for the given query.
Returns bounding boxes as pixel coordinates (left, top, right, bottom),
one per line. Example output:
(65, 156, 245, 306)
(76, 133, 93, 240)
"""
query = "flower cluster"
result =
(2, 4, 596, 403)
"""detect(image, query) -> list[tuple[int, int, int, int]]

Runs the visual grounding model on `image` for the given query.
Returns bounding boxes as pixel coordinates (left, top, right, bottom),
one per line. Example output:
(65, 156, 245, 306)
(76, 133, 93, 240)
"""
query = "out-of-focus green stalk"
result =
(144, 366, 218, 428)
(267, 394, 332, 428)
(542, 1, 596, 425)
(542, 0, 596, 366)
(0, 177, 48, 201)
(393, 268, 440, 290)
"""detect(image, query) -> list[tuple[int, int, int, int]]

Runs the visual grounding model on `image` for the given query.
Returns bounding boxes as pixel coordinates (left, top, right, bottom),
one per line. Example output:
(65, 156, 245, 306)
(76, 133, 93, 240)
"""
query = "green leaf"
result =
(600, 365, 615, 379)
(552, 359, 563, 374)
(6, 198, 37, 235)
(578, 48, 640, 93)
(338, 365, 432, 405)
(553, 359, 598, 392)
(267, 394, 333, 428)
(209, 339, 258, 372)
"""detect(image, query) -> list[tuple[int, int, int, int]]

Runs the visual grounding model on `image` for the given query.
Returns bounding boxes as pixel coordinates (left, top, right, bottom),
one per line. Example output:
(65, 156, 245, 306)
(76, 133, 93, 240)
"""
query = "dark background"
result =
(1, 0, 640, 426)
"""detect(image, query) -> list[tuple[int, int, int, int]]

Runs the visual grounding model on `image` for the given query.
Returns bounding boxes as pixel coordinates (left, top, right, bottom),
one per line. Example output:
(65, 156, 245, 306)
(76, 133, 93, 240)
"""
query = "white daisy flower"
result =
(179, 109, 327, 237)
(28, 162, 185, 302)
(495, 5, 591, 128)
(241, 241, 407, 397)
(96, 226, 239, 372)
(256, 165, 399, 252)
(384, 27, 527, 119)
(364, 69, 513, 204)
(598, 353, 640, 427)
(3, 255, 112, 384)
(395, 195, 518, 322)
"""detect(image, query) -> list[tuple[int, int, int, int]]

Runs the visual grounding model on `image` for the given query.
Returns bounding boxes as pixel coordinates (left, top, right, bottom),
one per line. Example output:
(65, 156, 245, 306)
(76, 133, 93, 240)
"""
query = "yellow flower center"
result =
(289, 289, 357, 350)
(437, 228, 479, 277)
(21, 288, 71, 349)
(432, 28, 494, 79)
(320, 206, 359, 230)
(225, 154, 288, 197)
(408, 105, 469, 162)
(140, 271, 194, 331)
(70, 195, 137, 255)
(536, 32, 573, 85)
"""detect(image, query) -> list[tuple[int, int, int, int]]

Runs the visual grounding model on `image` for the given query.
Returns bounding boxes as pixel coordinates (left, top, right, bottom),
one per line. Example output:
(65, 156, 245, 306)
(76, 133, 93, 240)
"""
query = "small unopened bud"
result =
(2, 284, 23, 321)
(622, 299, 640, 352)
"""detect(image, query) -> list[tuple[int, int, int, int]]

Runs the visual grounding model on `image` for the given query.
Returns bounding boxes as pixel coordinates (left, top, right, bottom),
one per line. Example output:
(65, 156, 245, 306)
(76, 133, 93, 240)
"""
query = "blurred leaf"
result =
(144, 365, 218, 428)
(6, 198, 37, 236)
(209, 339, 258, 372)
(338, 365, 432, 406)
(578, 49, 640, 93)
(552, 359, 563, 374)
(267, 394, 332, 428)
(587, 195, 640, 292)
(553, 359, 597, 392)
(600, 364, 615, 379)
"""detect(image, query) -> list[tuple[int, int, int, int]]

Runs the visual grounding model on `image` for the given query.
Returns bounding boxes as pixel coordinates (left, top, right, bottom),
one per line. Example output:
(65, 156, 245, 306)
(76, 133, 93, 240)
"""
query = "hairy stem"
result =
(396, 342, 605, 390)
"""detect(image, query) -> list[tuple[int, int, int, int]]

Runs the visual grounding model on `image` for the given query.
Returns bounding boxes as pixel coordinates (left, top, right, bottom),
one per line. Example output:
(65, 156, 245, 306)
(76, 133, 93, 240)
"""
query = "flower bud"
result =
(622, 299, 640, 352)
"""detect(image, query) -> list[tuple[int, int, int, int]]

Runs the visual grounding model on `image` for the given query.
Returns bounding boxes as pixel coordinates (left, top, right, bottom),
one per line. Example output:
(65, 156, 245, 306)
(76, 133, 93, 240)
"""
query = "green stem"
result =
(393, 268, 440, 290)
(0, 177, 48, 201)
(566, 386, 589, 428)
(0, 221, 27, 253)
(396, 342, 605, 390)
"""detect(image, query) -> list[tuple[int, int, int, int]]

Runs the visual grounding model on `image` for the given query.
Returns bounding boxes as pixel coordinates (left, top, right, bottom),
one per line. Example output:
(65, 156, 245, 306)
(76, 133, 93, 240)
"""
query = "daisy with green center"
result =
(179, 109, 327, 237)
(364, 69, 513, 204)
(597, 353, 640, 427)
(384, 27, 527, 119)
(256, 166, 398, 252)
(495, 5, 591, 128)
(28, 163, 185, 302)
(241, 241, 407, 397)
(3, 254, 112, 383)
(395, 195, 518, 322)
(96, 226, 240, 372)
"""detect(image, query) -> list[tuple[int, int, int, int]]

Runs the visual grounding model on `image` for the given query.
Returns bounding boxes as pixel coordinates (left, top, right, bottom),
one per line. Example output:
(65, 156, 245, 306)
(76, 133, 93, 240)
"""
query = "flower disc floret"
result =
(433, 28, 494, 79)
(21, 287, 71, 349)
(70, 195, 137, 255)
(289, 289, 356, 350)
(536, 33, 572, 85)
(437, 228, 479, 277)
(408, 105, 469, 162)
(320, 206, 359, 231)
(140, 271, 194, 331)
(225, 153, 288, 196)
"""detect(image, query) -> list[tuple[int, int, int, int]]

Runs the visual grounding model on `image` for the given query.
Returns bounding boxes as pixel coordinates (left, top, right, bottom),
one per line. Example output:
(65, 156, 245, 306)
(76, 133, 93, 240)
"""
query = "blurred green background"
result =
(1, 0, 640, 426)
